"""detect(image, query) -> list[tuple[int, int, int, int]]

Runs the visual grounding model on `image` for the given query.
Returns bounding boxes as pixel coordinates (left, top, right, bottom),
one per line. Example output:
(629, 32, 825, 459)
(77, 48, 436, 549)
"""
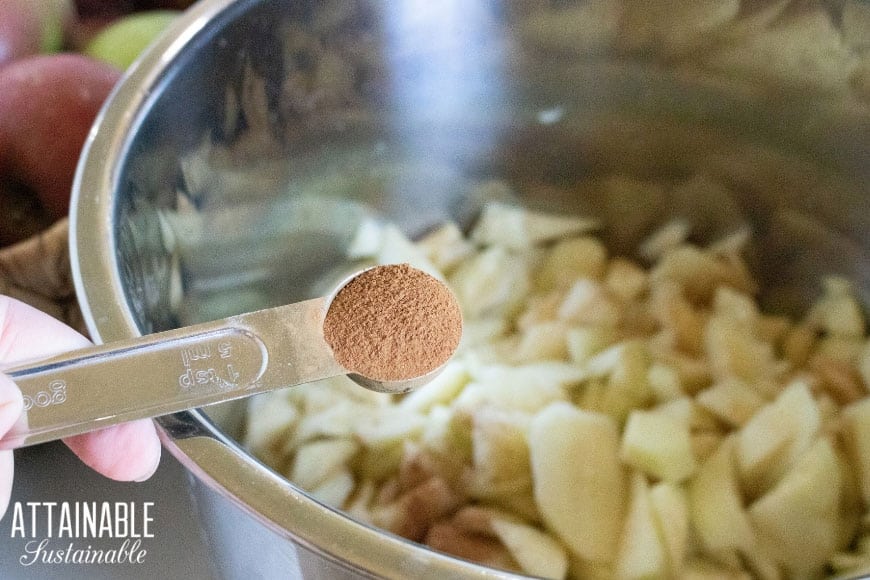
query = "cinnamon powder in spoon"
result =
(323, 264, 463, 382)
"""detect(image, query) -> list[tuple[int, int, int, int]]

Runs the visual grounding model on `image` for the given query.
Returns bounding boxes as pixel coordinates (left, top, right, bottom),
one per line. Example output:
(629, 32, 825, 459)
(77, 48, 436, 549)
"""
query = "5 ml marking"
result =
(178, 341, 240, 390)
(23, 380, 68, 411)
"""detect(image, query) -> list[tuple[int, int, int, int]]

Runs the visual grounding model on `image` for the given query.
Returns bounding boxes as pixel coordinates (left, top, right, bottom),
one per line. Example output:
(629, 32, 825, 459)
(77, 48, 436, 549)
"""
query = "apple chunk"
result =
(649, 482, 689, 576)
(689, 437, 755, 554)
(614, 472, 668, 580)
(490, 516, 569, 580)
(749, 438, 844, 577)
(736, 379, 820, 495)
(529, 403, 626, 563)
(621, 409, 697, 483)
(842, 398, 870, 506)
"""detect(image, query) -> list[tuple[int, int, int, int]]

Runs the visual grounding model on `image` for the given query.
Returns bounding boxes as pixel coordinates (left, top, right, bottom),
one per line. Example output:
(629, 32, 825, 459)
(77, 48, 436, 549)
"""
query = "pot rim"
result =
(68, 0, 520, 577)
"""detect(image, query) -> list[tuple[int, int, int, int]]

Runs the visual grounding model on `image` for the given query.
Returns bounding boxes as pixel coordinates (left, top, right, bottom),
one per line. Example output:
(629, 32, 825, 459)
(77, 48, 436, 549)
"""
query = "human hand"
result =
(0, 295, 161, 518)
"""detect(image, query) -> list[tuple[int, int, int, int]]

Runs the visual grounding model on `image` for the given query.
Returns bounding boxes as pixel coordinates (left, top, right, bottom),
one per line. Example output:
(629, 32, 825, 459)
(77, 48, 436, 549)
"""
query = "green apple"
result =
(84, 10, 179, 70)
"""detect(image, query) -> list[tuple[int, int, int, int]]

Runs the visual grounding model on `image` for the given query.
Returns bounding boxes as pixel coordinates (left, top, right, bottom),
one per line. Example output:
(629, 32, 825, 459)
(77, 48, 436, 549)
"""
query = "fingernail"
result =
(133, 440, 162, 483)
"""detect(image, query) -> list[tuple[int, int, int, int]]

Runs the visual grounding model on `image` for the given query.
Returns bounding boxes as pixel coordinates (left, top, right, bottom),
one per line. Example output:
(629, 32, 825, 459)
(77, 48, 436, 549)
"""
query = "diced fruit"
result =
(491, 516, 569, 580)
(614, 472, 668, 580)
(289, 438, 358, 491)
(398, 361, 469, 413)
(649, 482, 689, 576)
(529, 403, 626, 563)
(535, 236, 607, 290)
(696, 379, 765, 428)
(471, 409, 531, 487)
(449, 245, 531, 318)
(599, 341, 653, 423)
(470, 201, 598, 250)
(84, 10, 179, 70)
(736, 380, 820, 495)
(842, 398, 870, 506)
(567, 326, 618, 365)
(689, 437, 756, 554)
(310, 469, 355, 507)
(621, 409, 697, 483)
(748, 438, 844, 577)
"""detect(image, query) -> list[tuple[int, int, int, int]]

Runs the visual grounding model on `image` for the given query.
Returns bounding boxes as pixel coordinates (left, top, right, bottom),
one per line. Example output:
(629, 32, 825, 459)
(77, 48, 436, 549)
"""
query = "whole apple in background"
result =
(0, 54, 120, 221)
(84, 10, 180, 70)
(0, 0, 74, 67)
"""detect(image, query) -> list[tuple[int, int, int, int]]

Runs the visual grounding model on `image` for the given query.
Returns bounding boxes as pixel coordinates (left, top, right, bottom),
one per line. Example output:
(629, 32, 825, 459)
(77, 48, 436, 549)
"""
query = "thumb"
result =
(0, 373, 24, 438)
(0, 374, 23, 521)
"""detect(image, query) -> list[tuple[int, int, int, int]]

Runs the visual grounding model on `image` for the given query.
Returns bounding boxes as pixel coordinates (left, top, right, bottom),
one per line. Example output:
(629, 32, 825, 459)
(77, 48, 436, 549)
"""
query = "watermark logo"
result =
(9, 501, 154, 566)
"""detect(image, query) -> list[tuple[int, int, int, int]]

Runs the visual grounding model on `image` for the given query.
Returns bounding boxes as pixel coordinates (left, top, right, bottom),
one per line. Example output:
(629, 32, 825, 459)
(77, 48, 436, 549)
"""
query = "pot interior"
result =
(105, 0, 868, 544)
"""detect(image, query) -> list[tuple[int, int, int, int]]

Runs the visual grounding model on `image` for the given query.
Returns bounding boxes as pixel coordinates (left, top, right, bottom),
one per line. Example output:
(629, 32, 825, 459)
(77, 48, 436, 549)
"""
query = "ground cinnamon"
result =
(323, 264, 463, 382)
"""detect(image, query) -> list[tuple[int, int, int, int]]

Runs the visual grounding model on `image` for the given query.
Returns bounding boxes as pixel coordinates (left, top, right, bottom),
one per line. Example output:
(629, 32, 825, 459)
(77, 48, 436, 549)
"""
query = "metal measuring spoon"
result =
(0, 265, 458, 449)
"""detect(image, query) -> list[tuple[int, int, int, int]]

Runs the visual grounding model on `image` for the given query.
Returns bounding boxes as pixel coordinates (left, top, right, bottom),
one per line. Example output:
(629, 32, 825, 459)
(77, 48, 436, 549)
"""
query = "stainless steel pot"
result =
(70, 0, 869, 578)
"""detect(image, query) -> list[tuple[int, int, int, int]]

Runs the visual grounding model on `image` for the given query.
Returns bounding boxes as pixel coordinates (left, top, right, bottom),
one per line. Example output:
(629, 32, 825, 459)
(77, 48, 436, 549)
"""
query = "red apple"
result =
(0, 54, 120, 220)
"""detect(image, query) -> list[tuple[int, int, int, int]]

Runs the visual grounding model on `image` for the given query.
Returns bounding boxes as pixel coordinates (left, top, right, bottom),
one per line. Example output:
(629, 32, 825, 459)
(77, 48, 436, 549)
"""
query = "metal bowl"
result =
(71, 0, 869, 577)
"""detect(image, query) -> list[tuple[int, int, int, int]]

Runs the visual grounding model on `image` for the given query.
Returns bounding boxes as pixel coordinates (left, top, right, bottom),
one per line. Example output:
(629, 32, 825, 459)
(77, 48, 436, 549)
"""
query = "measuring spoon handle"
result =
(0, 298, 344, 449)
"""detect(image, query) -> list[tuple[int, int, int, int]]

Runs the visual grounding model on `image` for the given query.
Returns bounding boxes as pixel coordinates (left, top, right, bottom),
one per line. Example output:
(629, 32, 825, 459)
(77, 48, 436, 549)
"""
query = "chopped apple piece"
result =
(614, 472, 668, 580)
(599, 341, 653, 423)
(244, 392, 299, 451)
(647, 363, 684, 402)
(289, 438, 359, 491)
(513, 321, 570, 362)
(398, 361, 470, 413)
(808, 277, 866, 339)
(310, 468, 355, 507)
(649, 482, 689, 576)
(529, 403, 626, 563)
(535, 236, 608, 290)
(842, 398, 870, 506)
(470, 201, 599, 250)
(605, 257, 648, 303)
(621, 409, 697, 483)
(696, 379, 766, 428)
(558, 279, 621, 327)
(449, 245, 531, 318)
(471, 409, 532, 487)
(567, 326, 618, 365)
(416, 221, 474, 272)
(749, 438, 843, 577)
(376, 224, 443, 280)
(491, 516, 569, 580)
(689, 437, 756, 554)
(736, 380, 820, 495)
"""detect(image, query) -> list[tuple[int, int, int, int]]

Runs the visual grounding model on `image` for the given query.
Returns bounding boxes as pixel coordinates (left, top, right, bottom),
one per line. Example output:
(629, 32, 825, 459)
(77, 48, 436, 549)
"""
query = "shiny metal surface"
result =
(68, 0, 869, 577)
(1, 297, 344, 448)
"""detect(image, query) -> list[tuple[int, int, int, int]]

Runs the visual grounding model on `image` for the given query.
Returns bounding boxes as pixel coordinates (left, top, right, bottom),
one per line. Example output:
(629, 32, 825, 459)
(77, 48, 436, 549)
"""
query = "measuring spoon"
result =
(0, 265, 451, 449)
